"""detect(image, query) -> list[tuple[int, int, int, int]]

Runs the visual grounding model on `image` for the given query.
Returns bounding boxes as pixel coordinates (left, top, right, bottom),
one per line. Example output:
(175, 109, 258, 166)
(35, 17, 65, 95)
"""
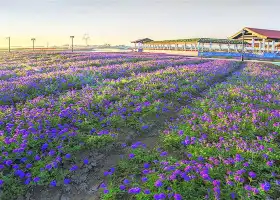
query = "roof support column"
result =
(227, 43, 230, 52)
(267, 41, 270, 52)
(259, 41, 261, 52)
(209, 42, 212, 52)
(197, 42, 200, 52)
(234, 44, 238, 52)
(262, 39, 266, 52)
(251, 38, 254, 53)
(272, 40, 275, 53)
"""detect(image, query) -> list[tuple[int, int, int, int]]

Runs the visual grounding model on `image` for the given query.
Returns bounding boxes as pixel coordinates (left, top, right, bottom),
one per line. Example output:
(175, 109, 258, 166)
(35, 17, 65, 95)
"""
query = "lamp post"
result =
(31, 38, 36, 51)
(70, 36, 74, 52)
(6, 37, 10, 52)
(241, 29, 245, 61)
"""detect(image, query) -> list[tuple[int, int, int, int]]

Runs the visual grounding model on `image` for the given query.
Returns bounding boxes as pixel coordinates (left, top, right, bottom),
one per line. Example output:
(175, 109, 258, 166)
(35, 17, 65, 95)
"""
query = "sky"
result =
(0, 0, 279, 47)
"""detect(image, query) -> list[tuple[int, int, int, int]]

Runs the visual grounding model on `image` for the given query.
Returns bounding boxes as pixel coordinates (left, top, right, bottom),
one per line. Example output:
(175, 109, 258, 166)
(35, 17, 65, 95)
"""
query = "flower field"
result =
(0, 52, 278, 200)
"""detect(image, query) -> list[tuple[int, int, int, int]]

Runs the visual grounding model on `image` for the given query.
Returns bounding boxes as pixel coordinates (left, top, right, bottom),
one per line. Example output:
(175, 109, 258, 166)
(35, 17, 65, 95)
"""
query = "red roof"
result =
(246, 27, 280, 39)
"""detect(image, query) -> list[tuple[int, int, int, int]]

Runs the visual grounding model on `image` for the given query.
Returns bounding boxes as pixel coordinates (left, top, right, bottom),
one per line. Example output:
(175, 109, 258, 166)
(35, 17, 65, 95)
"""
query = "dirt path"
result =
(24, 62, 245, 200)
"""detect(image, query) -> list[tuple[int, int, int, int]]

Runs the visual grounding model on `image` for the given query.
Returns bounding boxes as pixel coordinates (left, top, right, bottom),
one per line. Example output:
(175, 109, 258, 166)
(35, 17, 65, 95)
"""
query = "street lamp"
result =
(241, 29, 245, 61)
(70, 36, 74, 52)
(6, 37, 10, 52)
(31, 38, 36, 51)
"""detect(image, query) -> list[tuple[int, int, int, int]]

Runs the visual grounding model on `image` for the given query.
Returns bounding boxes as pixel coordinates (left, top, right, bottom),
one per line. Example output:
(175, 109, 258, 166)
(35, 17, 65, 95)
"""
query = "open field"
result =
(0, 52, 279, 200)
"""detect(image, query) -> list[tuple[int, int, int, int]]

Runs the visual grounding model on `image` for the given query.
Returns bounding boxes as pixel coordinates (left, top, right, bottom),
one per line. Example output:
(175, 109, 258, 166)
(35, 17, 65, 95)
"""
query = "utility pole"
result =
(70, 36, 74, 52)
(6, 37, 11, 52)
(241, 30, 245, 61)
(31, 38, 36, 51)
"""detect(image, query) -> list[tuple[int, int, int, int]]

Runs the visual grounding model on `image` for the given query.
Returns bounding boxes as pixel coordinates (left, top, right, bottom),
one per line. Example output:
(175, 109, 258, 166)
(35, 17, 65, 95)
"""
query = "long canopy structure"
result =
(131, 27, 280, 54)
(133, 37, 248, 53)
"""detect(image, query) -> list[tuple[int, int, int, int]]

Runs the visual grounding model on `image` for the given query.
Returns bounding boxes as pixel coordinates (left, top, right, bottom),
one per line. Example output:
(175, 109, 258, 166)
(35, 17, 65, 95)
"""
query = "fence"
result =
(198, 52, 280, 59)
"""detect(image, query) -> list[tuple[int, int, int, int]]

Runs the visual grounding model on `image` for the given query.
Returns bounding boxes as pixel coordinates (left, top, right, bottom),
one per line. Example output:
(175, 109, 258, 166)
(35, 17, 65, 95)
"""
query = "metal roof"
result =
(145, 38, 247, 44)
(230, 27, 280, 40)
(131, 38, 153, 43)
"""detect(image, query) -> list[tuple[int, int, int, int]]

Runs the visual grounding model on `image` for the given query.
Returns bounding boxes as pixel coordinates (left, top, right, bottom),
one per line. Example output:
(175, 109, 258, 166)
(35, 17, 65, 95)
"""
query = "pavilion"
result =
(131, 27, 280, 54)
(229, 27, 280, 53)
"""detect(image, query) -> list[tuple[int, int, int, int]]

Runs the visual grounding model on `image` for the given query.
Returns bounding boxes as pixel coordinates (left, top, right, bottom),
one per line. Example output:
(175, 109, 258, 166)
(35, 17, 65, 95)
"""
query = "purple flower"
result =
(25, 178, 31, 185)
(213, 180, 221, 187)
(15, 170, 25, 179)
(50, 180, 56, 187)
(266, 160, 274, 167)
(48, 150, 56, 157)
(226, 180, 234, 186)
(33, 177, 40, 183)
(41, 143, 48, 151)
(142, 125, 149, 130)
(83, 159, 89, 165)
(178, 130, 184, 136)
(144, 163, 150, 169)
(260, 181, 270, 191)
(35, 155, 41, 161)
(65, 153, 71, 159)
(104, 171, 111, 176)
(45, 164, 52, 171)
(154, 180, 163, 187)
(123, 179, 130, 185)
(160, 151, 168, 157)
(110, 167, 115, 173)
(154, 193, 166, 200)
(248, 171, 256, 179)
(144, 189, 151, 194)
(119, 185, 126, 190)
(5, 160, 13, 166)
(128, 187, 141, 194)
(0, 179, 4, 186)
(230, 192, 236, 199)
(70, 165, 78, 171)
(26, 163, 32, 169)
(128, 153, 135, 159)
(174, 194, 182, 200)
(103, 189, 109, 194)
(252, 187, 259, 194)
(64, 178, 71, 184)
(141, 177, 148, 182)
(244, 185, 252, 191)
